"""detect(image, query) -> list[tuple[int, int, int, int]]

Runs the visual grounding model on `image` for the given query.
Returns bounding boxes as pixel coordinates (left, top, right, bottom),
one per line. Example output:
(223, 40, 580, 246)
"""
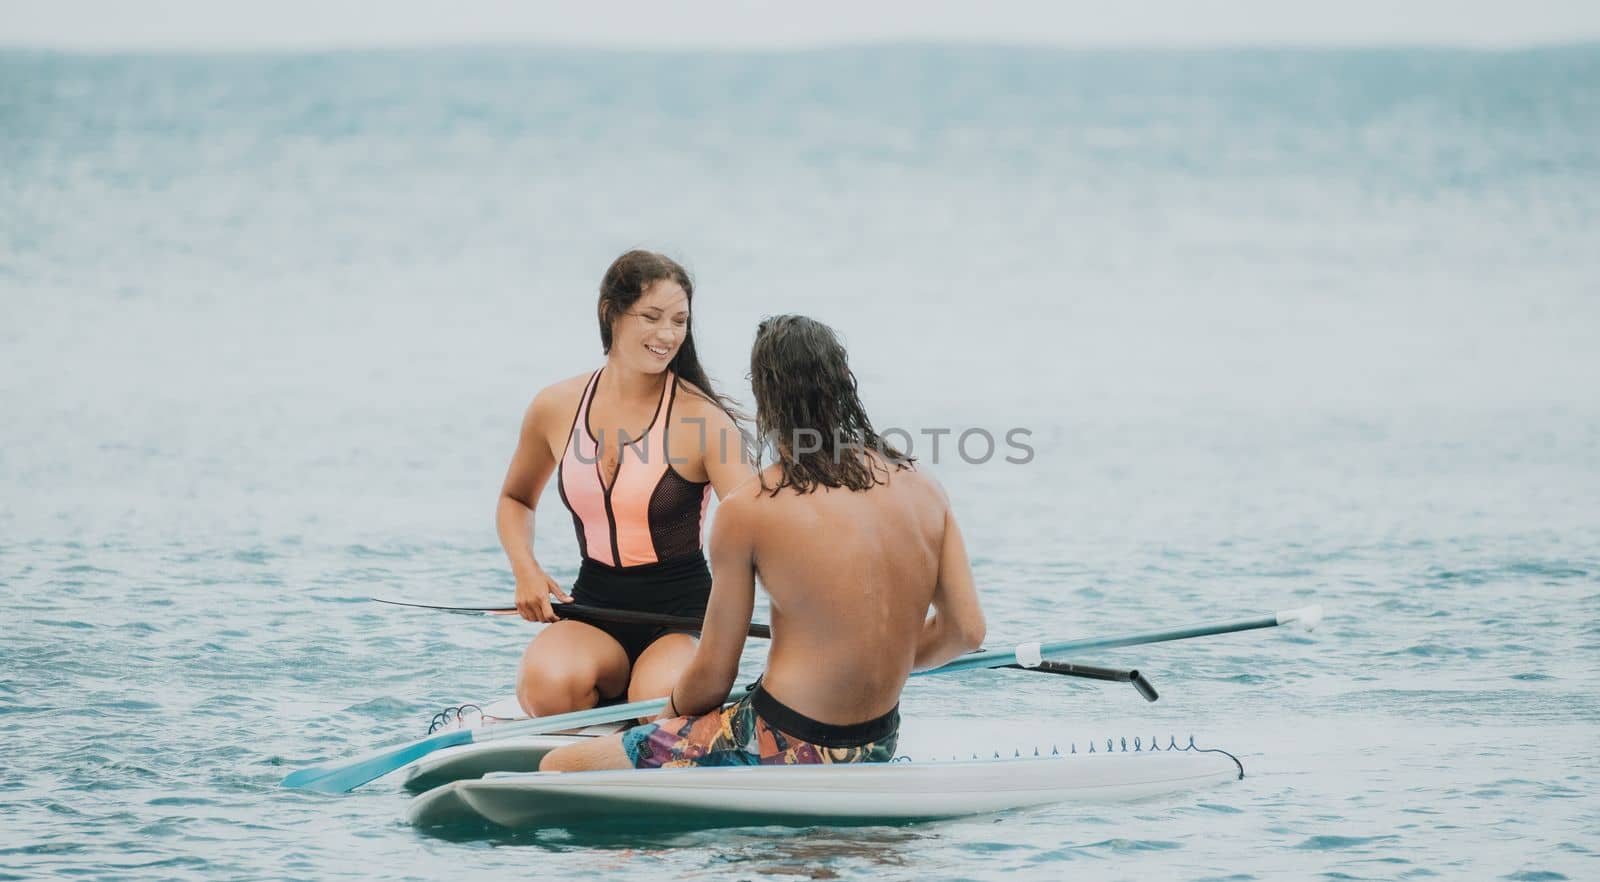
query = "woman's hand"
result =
(514, 565, 573, 623)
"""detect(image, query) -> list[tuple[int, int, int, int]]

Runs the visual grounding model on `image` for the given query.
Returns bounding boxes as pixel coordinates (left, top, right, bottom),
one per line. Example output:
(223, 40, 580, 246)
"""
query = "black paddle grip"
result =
(1004, 660, 1160, 702)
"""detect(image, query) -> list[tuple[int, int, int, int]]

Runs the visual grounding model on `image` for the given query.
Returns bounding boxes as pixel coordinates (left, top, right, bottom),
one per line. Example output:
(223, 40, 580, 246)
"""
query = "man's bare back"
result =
(733, 456, 982, 724)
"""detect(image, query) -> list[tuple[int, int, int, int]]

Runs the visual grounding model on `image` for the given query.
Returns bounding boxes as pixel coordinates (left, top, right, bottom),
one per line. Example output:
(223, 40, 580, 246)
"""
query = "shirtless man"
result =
(541, 314, 986, 771)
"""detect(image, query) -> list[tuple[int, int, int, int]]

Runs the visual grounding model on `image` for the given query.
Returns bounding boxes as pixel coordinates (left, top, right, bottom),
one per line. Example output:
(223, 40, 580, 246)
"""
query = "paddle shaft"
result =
(929, 613, 1286, 676)
(373, 598, 773, 641)
(559, 603, 773, 640)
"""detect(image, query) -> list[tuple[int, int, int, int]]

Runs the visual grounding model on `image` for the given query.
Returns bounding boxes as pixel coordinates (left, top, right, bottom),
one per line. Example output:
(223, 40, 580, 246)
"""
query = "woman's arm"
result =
(497, 385, 573, 622)
(674, 385, 756, 500)
(703, 405, 756, 500)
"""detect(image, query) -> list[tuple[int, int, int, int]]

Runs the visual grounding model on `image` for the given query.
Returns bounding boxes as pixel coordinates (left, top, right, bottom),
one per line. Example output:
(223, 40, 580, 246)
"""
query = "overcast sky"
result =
(3, 0, 1599, 50)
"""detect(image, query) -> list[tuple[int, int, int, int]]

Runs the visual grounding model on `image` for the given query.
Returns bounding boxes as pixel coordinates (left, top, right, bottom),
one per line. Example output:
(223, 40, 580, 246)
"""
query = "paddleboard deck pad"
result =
(407, 738, 1243, 830)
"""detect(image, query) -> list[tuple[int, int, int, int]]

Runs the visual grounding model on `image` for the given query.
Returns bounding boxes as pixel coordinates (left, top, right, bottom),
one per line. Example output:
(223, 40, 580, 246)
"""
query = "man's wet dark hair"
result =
(749, 315, 912, 495)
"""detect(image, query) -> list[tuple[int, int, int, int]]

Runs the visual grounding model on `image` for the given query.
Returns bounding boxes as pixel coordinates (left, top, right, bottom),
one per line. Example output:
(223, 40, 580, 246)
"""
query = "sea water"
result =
(2, 46, 1597, 880)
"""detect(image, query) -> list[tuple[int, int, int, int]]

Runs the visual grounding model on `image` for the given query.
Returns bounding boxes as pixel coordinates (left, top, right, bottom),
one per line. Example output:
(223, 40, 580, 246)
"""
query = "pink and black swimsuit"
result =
(557, 368, 713, 664)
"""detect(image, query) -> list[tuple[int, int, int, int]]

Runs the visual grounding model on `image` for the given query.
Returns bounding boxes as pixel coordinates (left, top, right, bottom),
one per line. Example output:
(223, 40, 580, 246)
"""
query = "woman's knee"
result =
(627, 634, 697, 703)
(515, 623, 631, 716)
(517, 662, 600, 717)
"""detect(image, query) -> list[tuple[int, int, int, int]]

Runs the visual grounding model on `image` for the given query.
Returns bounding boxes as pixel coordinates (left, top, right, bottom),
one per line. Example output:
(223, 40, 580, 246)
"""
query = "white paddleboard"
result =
(407, 745, 1243, 829)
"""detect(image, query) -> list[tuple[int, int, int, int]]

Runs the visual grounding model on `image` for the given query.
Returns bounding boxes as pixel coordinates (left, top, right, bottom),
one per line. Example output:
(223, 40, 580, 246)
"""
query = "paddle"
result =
(1007, 660, 1160, 702)
(372, 598, 774, 640)
(281, 603, 1321, 794)
(929, 603, 1322, 675)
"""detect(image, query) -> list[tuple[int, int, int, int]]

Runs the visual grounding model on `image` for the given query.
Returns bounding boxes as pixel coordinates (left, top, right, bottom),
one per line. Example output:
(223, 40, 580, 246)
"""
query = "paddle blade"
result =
(1276, 604, 1324, 631)
(281, 728, 473, 793)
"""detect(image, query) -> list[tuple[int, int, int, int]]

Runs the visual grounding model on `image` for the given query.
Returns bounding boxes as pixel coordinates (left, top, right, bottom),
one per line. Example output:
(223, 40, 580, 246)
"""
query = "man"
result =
(541, 315, 986, 770)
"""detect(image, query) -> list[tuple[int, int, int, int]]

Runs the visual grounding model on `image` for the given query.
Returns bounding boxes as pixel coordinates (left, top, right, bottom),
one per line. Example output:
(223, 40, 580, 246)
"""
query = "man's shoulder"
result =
(708, 475, 771, 551)
(718, 466, 814, 524)
(881, 459, 948, 505)
(715, 470, 773, 515)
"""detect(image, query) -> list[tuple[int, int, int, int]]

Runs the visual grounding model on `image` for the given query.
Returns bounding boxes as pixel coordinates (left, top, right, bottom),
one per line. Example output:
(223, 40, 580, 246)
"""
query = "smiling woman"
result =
(494, 250, 752, 719)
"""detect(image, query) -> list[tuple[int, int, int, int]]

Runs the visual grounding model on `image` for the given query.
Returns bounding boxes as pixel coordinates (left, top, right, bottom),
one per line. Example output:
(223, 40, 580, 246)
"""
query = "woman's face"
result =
(610, 279, 690, 374)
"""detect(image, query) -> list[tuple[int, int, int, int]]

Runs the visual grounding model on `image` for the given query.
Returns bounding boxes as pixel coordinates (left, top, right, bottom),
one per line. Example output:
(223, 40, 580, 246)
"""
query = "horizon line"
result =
(4, 37, 1599, 56)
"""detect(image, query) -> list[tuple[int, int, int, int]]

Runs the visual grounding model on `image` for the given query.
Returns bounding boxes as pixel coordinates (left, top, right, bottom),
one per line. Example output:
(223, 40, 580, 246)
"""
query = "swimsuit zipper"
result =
(599, 461, 622, 567)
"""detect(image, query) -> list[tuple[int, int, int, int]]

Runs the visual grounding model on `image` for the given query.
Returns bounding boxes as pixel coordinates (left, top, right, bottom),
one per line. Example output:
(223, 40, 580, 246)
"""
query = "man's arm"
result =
(668, 495, 756, 717)
(913, 506, 987, 670)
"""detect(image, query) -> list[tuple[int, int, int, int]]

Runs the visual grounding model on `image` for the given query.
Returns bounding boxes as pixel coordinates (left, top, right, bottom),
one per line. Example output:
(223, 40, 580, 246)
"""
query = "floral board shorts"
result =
(620, 682, 899, 768)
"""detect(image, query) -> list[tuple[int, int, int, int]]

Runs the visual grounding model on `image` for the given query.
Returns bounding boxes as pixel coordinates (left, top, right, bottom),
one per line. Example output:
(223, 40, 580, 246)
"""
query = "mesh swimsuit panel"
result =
(647, 466, 713, 561)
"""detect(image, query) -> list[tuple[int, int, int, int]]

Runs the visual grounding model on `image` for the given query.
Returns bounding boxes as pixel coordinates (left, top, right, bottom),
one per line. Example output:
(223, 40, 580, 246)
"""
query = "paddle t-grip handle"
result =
(1129, 670, 1159, 702)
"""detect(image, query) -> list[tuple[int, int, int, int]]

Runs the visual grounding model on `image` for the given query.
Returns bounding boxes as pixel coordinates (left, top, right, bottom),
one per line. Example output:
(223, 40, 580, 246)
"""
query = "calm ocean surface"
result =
(2, 45, 1597, 880)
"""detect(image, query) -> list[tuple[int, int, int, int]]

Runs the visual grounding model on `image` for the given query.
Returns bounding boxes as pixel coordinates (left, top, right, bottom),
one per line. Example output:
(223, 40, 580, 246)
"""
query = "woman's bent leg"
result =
(516, 621, 630, 717)
(627, 632, 699, 705)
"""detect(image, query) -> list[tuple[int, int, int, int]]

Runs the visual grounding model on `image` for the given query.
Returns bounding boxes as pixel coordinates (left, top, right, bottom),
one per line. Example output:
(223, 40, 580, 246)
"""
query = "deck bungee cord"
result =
(906, 734, 1244, 779)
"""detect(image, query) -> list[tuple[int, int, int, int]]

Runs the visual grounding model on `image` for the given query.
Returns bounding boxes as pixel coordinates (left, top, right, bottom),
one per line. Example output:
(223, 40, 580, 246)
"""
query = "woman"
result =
(497, 250, 750, 718)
